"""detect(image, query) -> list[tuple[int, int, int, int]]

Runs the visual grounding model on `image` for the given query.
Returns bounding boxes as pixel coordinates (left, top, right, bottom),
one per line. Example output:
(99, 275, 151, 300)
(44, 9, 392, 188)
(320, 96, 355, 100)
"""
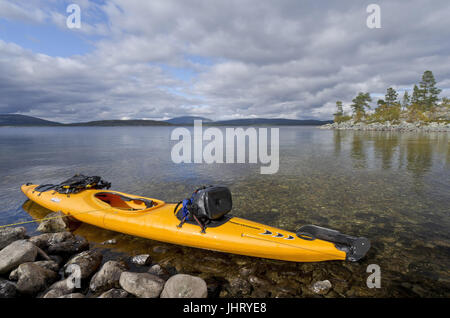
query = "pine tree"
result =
(334, 101, 343, 116)
(351, 92, 372, 121)
(385, 87, 398, 107)
(411, 84, 422, 107)
(419, 70, 441, 111)
(333, 101, 350, 123)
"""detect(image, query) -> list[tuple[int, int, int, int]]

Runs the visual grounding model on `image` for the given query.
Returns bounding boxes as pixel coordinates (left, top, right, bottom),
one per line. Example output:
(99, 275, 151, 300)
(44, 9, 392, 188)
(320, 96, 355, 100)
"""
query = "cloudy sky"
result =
(0, 0, 449, 122)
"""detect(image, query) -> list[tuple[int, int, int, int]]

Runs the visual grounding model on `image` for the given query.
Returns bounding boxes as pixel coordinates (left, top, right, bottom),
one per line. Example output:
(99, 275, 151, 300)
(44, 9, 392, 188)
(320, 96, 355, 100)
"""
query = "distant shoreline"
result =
(0, 114, 332, 127)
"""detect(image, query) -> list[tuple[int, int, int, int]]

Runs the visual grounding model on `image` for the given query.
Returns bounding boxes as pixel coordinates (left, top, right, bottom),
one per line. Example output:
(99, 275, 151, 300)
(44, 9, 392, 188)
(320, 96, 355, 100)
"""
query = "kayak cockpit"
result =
(94, 192, 157, 211)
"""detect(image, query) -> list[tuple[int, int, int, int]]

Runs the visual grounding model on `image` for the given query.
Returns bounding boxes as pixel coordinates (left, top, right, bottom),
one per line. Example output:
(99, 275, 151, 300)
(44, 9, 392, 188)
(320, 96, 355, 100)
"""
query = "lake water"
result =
(0, 126, 449, 297)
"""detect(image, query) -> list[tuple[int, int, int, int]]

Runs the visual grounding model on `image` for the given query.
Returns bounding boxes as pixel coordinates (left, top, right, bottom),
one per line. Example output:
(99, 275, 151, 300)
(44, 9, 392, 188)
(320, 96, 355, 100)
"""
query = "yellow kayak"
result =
(21, 184, 369, 263)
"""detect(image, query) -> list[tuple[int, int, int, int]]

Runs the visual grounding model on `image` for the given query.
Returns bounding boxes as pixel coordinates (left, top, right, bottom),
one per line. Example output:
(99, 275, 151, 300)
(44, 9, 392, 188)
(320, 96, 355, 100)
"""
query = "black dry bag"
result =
(191, 186, 232, 221)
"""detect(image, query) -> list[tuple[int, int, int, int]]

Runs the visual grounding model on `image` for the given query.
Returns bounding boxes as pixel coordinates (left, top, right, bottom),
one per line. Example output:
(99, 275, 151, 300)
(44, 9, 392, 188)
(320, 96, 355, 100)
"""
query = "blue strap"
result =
(181, 198, 191, 220)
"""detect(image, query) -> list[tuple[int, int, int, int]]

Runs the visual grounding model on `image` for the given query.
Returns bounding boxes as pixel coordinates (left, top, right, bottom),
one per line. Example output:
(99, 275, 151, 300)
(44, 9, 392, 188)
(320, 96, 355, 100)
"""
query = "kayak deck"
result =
(21, 184, 355, 262)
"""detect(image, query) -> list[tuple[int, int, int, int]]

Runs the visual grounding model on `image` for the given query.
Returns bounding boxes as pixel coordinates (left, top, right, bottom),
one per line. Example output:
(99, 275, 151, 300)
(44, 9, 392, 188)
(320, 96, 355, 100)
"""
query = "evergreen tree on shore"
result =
(419, 70, 441, 111)
(351, 92, 372, 121)
(334, 101, 343, 116)
(411, 84, 422, 107)
(385, 87, 398, 107)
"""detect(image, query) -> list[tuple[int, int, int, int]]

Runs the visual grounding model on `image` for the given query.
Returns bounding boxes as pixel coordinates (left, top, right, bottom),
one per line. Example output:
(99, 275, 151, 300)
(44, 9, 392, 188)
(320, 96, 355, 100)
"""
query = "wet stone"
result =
(119, 272, 165, 298)
(310, 280, 332, 295)
(160, 274, 208, 298)
(0, 226, 27, 250)
(89, 260, 128, 293)
(0, 279, 17, 298)
(148, 264, 172, 280)
(15, 262, 59, 295)
(36, 211, 69, 233)
(64, 249, 103, 279)
(0, 240, 38, 275)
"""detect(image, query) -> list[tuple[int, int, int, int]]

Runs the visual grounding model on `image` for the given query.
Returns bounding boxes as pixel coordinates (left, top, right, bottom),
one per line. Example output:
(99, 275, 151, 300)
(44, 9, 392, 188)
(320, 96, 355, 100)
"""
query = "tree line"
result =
(334, 70, 450, 123)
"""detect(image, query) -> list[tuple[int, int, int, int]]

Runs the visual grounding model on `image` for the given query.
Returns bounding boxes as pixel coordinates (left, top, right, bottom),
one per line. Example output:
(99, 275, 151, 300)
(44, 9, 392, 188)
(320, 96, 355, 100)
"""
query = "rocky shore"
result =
(0, 226, 213, 298)
(1, 214, 338, 298)
(320, 120, 450, 132)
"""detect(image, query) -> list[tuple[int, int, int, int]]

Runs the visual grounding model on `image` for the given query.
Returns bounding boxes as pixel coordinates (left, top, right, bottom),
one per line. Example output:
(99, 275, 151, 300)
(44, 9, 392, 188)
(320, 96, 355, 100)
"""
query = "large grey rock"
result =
(0, 279, 17, 298)
(0, 240, 38, 274)
(15, 262, 59, 295)
(98, 288, 129, 298)
(89, 260, 128, 293)
(119, 272, 165, 298)
(63, 250, 103, 279)
(9, 260, 59, 281)
(30, 232, 88, 255)
(160, 274, 208, 298)
(0, 226, 27, 250)
(36, 211, 69, 233)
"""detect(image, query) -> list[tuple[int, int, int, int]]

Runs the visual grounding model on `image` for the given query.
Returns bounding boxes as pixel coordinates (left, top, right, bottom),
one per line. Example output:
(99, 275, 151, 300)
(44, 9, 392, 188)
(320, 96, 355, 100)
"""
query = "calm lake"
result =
(0, 126, 449, 297)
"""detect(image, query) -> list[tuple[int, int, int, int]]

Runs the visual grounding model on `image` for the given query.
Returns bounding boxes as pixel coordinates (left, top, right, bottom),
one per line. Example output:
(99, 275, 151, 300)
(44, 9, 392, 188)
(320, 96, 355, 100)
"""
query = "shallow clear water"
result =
(0, 126, 449, 297)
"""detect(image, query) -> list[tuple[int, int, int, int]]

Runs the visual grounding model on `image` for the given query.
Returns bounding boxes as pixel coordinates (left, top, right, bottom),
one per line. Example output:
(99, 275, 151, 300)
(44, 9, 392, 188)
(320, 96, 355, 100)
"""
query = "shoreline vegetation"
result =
(321, 70, 450, 132)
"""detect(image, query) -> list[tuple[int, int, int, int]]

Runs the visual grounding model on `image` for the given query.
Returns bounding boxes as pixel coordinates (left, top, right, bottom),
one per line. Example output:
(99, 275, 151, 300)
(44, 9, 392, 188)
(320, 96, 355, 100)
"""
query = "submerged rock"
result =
(226, 277, 252, 297)
(119, 272, 165, 298)
(0, 226, 27, 250)
(148, 264, 172, 280)
(0, 279, 17, 298)
(311, 280, 332, 295)
(101, 239, 117, 245)
(89, 260, 128, 293)
(0, 240, 38, 274)
(64, 250, 103, 279)
(36, 211, 69, 233)
(15, 262, 59, 295)
(160, 274, 208, 298)
(98, 288, 129, 298)
(130, 254, 151, 266)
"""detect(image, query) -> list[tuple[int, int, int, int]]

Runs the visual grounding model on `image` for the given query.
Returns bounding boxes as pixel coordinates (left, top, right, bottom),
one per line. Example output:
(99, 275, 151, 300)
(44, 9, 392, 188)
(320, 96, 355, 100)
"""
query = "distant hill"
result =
(0, 114, 332, 127)
(0, 114, 62, 126)
(66, 119, 171, 126)
(211, 118, 333, 126)
(164, 116, 212, 125)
